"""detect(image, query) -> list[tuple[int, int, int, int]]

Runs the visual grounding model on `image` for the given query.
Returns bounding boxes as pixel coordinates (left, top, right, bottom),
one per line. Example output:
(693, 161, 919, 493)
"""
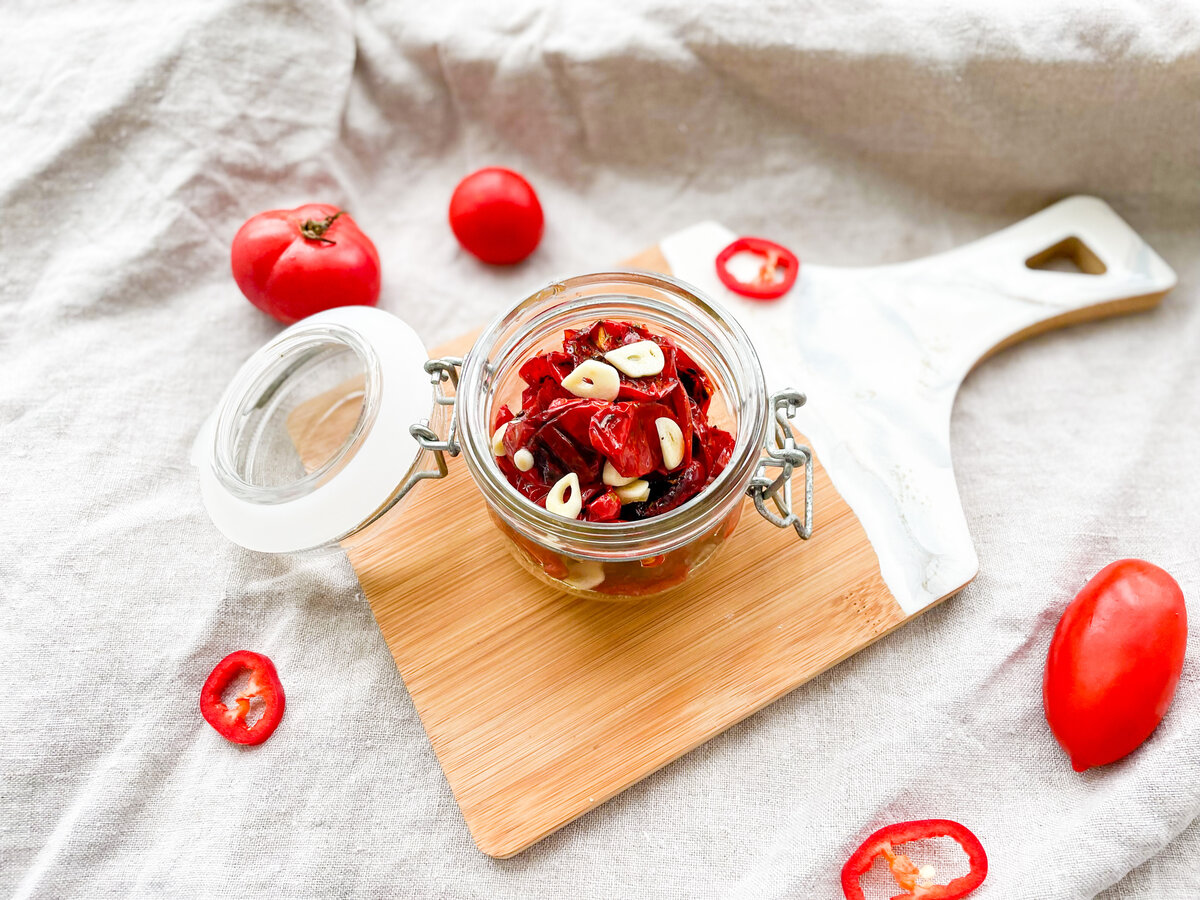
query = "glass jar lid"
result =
(193, 306, 431, 553)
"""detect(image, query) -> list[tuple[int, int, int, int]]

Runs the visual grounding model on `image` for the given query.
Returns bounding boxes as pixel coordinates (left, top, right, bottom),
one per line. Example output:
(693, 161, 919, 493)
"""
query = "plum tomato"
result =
(449, 167, 544, 264)
(1043, 559, 1187, 772)
(231, 204, 381, 325)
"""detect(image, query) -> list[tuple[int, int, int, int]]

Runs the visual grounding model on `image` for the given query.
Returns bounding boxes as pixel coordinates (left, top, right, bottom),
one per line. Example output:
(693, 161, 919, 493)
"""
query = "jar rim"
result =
(457, 270, 769, 558)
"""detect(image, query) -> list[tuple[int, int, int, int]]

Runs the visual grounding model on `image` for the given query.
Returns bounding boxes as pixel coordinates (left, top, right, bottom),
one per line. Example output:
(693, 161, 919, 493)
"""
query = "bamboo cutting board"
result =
(287, 196, 1174, 858)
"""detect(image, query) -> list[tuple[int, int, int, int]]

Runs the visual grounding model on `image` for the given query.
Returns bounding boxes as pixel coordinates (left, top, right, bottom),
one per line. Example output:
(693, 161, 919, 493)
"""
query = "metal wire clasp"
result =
(747, 389, 814, 540)
(396, 356, 463, 501)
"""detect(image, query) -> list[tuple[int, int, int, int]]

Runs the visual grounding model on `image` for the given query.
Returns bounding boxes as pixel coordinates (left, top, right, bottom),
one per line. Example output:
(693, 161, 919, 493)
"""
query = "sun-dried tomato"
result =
(494, 320, 735, 521)
(585, 490, 622, 522)
(589, 401, 675, 478)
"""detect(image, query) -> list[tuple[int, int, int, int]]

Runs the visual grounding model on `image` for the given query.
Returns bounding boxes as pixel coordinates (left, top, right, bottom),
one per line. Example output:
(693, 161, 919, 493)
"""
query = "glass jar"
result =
(458, 272, 766, 598)
(194, 273, 813, 599)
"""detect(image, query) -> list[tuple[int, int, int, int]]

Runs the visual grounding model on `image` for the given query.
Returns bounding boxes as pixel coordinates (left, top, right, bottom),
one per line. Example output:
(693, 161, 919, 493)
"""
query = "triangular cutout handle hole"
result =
(1026, 236, 1107, 275)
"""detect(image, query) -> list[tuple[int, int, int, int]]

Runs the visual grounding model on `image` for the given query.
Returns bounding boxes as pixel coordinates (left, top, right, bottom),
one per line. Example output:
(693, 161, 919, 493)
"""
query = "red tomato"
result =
(449, 167, 544, 264)
(1043, 559, 1187, 771)
(231, 204, 381, 324)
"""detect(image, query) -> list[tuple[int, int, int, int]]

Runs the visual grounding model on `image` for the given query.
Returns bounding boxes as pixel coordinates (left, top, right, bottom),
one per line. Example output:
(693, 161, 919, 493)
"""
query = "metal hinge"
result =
(396, 356, 463, 501)
(747, 389, 814, 540)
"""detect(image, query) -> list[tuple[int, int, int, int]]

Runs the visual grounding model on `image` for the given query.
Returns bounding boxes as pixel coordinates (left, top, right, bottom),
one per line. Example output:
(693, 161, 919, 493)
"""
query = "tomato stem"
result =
(299, 211, 344, 244)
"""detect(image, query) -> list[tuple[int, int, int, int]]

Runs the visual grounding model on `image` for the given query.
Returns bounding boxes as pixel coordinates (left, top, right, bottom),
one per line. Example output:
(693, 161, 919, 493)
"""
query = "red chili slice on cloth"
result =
(200, 650, 286, 746)
(841, 819, 988, 900)
(714, 236, 799, 301)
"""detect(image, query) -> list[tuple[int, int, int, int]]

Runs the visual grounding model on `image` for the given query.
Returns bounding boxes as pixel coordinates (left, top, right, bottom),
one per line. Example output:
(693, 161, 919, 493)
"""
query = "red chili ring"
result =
(199, 650, 286, 746)
(714, 236, 799, 301)
(841, 818, 988, 900)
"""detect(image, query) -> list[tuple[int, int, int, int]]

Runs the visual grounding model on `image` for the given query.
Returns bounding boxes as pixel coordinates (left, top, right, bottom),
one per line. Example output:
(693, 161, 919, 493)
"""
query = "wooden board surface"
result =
(288, 264, 910, 860)
(287, 203, 1173, 858)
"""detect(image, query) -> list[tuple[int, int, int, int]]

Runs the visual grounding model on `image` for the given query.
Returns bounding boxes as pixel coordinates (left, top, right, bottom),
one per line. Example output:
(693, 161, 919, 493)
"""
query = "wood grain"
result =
(975, 290, 1168, 368)
(287, 254, 906, 858)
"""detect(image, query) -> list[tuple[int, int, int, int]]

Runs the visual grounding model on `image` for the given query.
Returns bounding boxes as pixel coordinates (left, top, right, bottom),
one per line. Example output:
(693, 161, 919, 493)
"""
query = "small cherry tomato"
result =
(231, 204, 381, 324)
(449, 167, 544, 264)
(1043, 559, 1187, 772)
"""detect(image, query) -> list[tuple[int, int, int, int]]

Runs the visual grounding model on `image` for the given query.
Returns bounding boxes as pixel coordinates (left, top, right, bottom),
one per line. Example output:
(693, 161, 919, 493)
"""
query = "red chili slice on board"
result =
(714, 236, 799, 301)
(841, 819, 988, 900)
(199, 650, 286, 746)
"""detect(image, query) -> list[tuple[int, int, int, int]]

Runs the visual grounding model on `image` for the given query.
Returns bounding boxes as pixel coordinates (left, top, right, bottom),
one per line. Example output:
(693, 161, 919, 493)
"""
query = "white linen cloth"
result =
(2, 1, 1198, 897)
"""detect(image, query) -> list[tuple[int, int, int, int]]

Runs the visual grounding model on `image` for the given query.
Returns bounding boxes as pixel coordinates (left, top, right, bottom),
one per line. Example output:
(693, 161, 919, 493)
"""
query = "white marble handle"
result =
(658, 197, 1177, 616)
(901, 195, 1176, 315)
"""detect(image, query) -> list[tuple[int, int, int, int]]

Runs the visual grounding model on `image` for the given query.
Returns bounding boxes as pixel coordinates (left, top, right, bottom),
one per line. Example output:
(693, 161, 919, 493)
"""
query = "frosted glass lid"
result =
(192, 306, 431, 553)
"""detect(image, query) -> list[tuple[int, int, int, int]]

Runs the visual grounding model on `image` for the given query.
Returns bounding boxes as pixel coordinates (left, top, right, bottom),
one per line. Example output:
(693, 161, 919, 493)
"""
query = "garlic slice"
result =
(655, 416, 684, 470)
(602, 460, 636, 487)
(545, 472, 582, 519)
(615, 479, 650, 503)
(491, 423, 508, 457)
(561, 359, 620, 401)
(513, 448, 535, 472)
(563, 558, 605, 591)
(604, 340, 665, 378)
